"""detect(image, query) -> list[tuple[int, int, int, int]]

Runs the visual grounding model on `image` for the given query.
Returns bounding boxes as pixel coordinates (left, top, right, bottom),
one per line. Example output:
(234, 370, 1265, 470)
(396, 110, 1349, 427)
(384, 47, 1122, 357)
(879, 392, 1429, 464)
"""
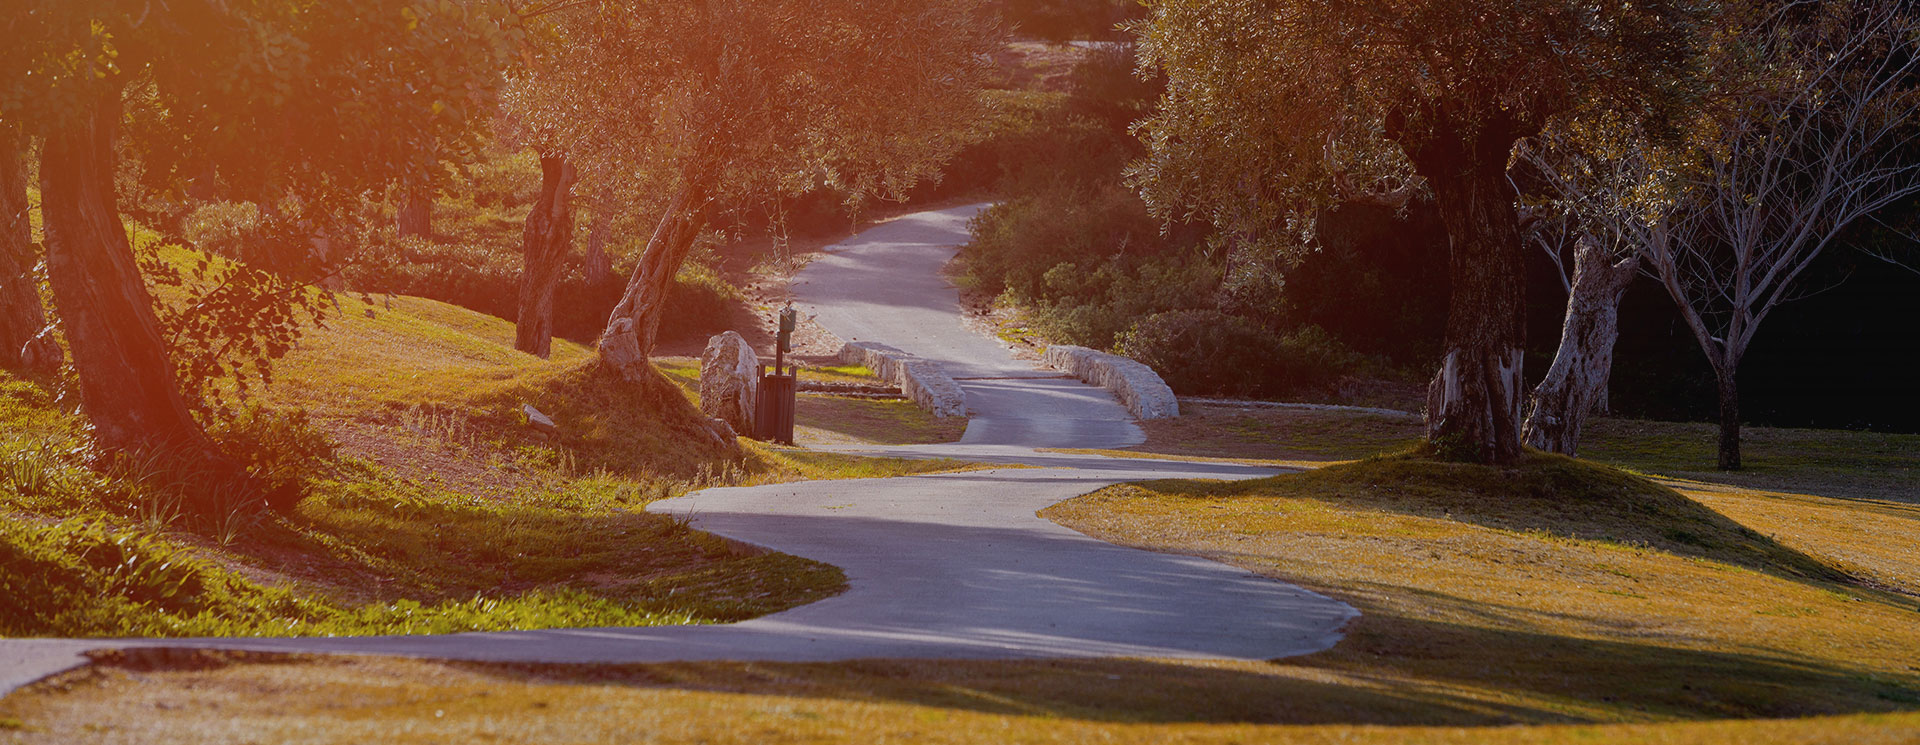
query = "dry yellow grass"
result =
(2, 652, 1917, 744)
(5, 454, 1914, 743)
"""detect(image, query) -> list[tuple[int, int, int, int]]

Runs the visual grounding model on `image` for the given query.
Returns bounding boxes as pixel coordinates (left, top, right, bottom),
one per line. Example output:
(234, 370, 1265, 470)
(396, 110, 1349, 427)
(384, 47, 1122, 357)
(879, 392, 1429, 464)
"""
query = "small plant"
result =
(207, 403, 336, 512)
(132, 490, 185, 535)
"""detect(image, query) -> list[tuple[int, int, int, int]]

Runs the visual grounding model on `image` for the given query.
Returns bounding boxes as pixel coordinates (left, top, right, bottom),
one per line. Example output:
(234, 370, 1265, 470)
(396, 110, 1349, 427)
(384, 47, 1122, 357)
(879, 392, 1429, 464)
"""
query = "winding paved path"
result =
(0, 204, 1355, 696)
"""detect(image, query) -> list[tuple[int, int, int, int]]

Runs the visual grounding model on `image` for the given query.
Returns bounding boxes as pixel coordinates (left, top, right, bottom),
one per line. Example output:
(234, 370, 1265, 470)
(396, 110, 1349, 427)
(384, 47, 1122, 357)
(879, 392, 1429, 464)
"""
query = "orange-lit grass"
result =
(6, 454, 1915, 743)
(3, 652, 1917, 744)
(0, 262, 977, 638)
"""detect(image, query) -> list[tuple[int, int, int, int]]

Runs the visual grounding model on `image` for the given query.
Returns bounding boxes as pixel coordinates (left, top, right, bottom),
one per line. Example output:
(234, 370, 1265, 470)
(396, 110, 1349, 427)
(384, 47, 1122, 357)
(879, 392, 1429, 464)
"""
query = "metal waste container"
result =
(754, 302, 799, 444)
(755, 373, 796, 444)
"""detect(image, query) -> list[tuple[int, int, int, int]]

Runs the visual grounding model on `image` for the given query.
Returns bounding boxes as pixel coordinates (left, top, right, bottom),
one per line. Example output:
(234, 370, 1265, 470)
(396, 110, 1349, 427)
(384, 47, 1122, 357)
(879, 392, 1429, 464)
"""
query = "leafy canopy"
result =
(1128, 0, 1703, 249)
(3, 1, 520, 414)
(504, 0, 1001, 211)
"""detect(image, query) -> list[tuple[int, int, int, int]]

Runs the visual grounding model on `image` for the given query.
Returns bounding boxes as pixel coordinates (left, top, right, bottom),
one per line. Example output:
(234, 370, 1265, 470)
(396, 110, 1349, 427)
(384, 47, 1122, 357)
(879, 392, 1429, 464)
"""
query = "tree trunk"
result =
(584, 207, 612, 287)
(1, 129, 59, 373)
(514, 156, 577, 358)
(1403, 114, 1530, 465)
(396, 188, 433, 239)
(598, 182, 707, 382)
(1523, 237, 1639, 456)
(39, 85, 225, 473)
(1715, 370, 1741, 470)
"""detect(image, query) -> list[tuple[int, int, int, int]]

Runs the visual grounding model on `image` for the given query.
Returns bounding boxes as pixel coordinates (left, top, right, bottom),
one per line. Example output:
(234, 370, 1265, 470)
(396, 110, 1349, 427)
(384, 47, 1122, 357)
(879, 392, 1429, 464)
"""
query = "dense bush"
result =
(462, 149, 544, 209)
(179, 201, 262, 259)
(1118, 310, 1359, 398)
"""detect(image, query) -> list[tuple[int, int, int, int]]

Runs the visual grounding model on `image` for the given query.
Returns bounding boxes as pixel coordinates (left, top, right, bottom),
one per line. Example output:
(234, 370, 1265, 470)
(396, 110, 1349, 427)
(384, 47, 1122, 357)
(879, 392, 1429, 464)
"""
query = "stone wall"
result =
(839, 341, 967, 418)
(1042, 345, 1179, 420)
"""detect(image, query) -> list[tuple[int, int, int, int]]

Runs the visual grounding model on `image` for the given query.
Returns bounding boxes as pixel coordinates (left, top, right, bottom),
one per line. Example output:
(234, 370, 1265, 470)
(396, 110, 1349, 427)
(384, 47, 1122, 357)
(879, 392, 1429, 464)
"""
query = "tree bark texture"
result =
(584, 208, 613, 287)
(1403, 115, 1529, 464)
(396, 188, 433, 239)
(514, 156, 577, 358)
(1, 130, 60, 373)
(598, 183, 707, 382)
(1716, 373, 1741, 470)
(39, 87, 223, 466)
(1522, 237, 1639, 456)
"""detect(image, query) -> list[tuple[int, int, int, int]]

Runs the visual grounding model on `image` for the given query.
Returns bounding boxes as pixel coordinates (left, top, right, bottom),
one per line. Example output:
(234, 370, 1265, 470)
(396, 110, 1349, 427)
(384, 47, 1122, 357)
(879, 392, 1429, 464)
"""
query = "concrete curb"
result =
(839, 341, 967, 417)
(1042, 346, 1179, 420)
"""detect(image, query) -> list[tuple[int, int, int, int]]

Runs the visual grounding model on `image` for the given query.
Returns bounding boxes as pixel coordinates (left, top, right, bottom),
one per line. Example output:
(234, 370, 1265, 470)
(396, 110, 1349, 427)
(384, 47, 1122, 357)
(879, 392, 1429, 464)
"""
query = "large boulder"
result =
(700, 331, 760, 435)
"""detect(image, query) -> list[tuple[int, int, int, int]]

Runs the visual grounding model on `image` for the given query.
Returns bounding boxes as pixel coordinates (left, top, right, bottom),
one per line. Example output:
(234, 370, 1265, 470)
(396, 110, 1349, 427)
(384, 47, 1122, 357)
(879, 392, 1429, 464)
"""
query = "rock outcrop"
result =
(700, 331, 760, 435)
(1042, 345, 1179, 420)
(838, 341, 965, 418)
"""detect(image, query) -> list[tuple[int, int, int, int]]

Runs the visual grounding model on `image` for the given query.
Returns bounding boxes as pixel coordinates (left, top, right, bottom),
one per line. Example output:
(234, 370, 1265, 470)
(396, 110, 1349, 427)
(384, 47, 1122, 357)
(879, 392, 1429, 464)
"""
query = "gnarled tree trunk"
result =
(396, 188, 433, 239)
(1403, 113, 1530, 465)
(39, 85, 225, 474)
(1523, 236, 1639, 455)
(2, 129, 60, 373)
(598, 182, 708, 382)
(513, 156, 577, 358)
(584, 206, 613, 287)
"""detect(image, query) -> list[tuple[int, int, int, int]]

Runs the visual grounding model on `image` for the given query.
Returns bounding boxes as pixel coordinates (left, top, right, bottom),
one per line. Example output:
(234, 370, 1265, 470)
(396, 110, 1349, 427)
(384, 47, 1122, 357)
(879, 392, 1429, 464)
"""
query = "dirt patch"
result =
(318, 416, 557, 502)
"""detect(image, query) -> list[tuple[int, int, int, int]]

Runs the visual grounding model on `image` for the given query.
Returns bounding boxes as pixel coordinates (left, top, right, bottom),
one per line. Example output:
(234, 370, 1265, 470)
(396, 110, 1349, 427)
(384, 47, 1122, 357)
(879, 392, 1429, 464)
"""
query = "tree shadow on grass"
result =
(437, 606, 1920, 727)
(1169, 453, 1869, 588)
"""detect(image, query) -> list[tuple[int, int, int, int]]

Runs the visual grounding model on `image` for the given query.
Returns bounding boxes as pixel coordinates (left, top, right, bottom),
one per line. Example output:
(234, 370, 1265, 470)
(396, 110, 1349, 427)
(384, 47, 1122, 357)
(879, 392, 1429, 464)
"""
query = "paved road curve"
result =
(0, 204, 1356, 696)
(793, 204, 1148, 449)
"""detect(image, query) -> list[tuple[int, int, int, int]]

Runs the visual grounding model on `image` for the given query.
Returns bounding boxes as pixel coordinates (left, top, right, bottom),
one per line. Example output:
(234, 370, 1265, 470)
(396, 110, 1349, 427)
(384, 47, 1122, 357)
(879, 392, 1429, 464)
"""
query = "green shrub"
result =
(1119, 310, 1360, 398)
(463, 149, 543, 209)
(179, 201, 263, 260)
(206, 404, 337, 511)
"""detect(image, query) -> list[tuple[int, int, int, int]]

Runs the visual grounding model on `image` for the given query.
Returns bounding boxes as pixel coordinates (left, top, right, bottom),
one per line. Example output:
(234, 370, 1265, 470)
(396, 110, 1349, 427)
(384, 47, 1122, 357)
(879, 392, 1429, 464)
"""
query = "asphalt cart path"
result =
(0, 204, 1356, 696)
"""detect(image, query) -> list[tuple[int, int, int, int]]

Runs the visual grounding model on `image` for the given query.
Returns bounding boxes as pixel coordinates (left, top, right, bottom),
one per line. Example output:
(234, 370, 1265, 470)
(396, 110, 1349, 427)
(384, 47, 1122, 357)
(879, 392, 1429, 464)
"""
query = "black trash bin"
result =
(755, 373, 796, 445)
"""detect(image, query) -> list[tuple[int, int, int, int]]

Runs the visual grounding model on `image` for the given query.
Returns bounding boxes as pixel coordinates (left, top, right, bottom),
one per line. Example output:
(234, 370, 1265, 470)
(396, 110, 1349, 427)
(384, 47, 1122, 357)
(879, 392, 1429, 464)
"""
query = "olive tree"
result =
(1518, 0, 1920, 468)
(1130, 0, 1699, 463)
(2, 0, 512, 506)
(502, 0, 999, 373)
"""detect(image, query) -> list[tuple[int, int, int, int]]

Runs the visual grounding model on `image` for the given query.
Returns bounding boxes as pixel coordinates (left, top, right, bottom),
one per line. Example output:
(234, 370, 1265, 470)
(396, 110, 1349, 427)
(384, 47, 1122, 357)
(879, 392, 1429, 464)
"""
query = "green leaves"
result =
(504, 0, 1001, 216)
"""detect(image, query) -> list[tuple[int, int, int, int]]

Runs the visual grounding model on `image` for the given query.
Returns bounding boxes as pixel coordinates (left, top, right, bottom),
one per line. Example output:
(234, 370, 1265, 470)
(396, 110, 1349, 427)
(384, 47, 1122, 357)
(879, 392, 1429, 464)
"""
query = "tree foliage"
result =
(501, 0, 1000, 363)
(1128, 0, 1703, 463)
(1129, 0, 1699, 252)
(2, 0, 517, 504)
(1522, 0, 1920, 468)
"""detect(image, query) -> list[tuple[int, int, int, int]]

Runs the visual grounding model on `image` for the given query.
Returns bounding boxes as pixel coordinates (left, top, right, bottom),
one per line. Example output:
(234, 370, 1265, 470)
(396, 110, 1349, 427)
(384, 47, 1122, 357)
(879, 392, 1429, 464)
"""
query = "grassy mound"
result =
(1256, 452, 1850, 582)
(0, 272, 971, 638)
(1044, 453, 1920, 727)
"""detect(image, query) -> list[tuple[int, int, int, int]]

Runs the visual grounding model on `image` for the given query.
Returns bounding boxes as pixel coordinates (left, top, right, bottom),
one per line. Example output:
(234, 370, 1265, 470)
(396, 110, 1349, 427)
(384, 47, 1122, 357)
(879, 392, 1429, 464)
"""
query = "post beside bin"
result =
(755, 372, 795, 445)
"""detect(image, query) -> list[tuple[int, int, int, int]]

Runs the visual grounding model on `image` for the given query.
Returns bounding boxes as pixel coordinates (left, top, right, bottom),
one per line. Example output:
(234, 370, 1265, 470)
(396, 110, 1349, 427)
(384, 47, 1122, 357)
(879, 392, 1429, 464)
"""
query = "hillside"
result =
(0, 275, 970, 638)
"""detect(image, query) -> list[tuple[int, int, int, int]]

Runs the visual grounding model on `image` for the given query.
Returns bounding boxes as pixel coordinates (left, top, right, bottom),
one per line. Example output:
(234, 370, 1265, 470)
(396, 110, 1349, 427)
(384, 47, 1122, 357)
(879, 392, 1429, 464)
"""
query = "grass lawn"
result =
(1103, 403, 1919, 502)
(0, 267, 978, 639)
(7, 447, 1912, 745)
(5, 452, 1917, 743)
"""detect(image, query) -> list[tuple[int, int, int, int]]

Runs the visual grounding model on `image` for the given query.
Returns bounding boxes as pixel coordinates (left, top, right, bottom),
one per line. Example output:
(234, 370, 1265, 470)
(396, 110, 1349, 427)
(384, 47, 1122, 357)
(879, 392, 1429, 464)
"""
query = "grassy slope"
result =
(1110, 404, 1919, 501)
(0, 278, 975, 639)
(1039, 454, 1920, 736)
(1076, 405, 1920, 595)
(8, 451, 1915, 743)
